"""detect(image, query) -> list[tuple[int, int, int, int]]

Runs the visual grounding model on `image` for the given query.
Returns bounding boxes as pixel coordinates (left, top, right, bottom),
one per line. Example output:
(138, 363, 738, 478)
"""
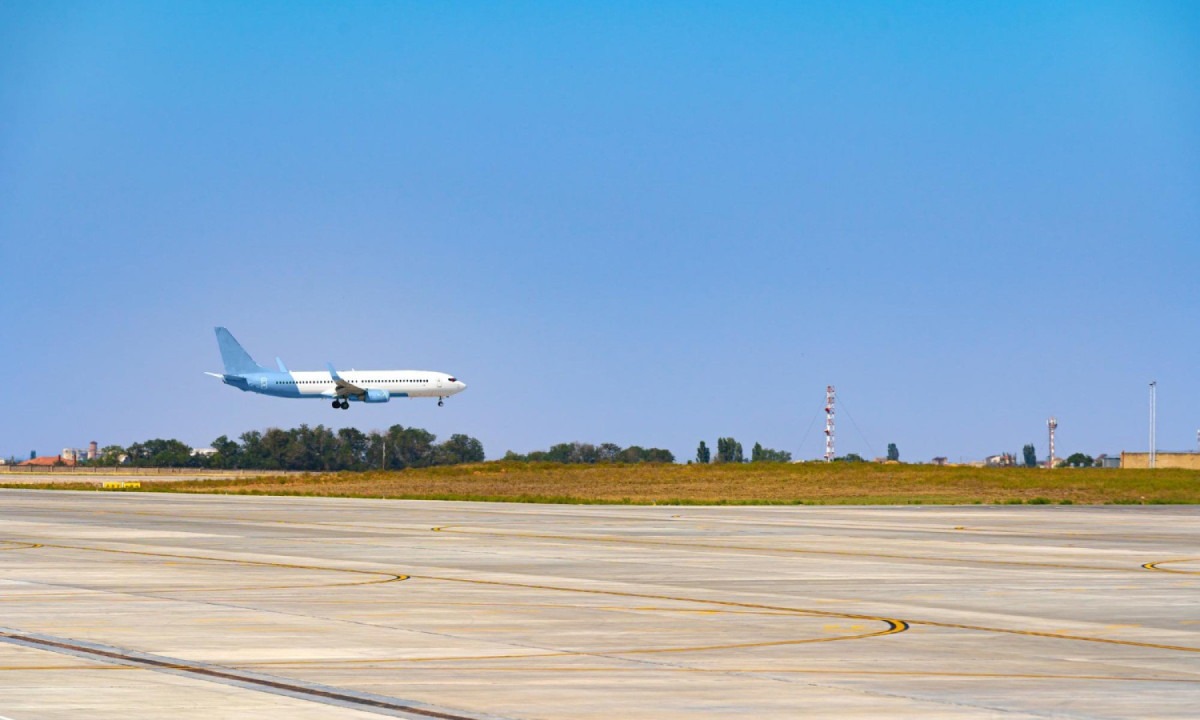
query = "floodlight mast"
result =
(824, 385, 836, 462)
(1149, 381, 1157, 469)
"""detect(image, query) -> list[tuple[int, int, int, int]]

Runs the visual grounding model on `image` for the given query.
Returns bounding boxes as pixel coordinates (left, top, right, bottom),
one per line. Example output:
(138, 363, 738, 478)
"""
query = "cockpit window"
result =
(448, 377, 457, 382)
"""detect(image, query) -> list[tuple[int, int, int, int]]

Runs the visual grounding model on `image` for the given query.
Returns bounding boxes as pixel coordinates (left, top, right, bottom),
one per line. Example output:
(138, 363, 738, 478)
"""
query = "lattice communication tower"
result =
(824, 385, 836, 462)
(1046, 416, 1058, 469)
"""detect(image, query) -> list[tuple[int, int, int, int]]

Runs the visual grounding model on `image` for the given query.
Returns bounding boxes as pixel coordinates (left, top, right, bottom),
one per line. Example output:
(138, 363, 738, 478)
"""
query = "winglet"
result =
(276, 357, 289, 373)
(326, 362, 342, 381)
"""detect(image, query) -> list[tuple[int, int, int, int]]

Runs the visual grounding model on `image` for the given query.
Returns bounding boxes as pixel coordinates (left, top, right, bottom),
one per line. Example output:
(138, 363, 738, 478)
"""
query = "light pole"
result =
(1149, 381, 1157, 469)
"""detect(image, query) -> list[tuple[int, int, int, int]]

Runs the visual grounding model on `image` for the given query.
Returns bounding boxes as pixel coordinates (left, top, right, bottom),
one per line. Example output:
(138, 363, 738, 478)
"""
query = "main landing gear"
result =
(331, 399, 349, 410)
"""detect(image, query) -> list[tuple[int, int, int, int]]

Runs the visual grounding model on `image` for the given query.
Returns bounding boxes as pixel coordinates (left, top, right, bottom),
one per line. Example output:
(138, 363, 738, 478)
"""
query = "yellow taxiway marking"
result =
(410, 571, 1200, 654)
(10, 539, 1199, 656)
(1144, 560, 1200, 575)
(409, 572, 907, 640)
(25, 542, 407, 591)
(6, 541, 907, 657)
(0, 542, 42, 551)
(429, 526, 1171, 576)
(234, 664, 1200, 683)
(0, 664, 137, 671)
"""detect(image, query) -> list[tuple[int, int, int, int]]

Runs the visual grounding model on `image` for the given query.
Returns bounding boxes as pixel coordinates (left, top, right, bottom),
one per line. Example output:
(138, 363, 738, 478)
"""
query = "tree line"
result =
(695, 438, 793, 463)
(501, 442, 675, 464)
(89, 424, 485, 471)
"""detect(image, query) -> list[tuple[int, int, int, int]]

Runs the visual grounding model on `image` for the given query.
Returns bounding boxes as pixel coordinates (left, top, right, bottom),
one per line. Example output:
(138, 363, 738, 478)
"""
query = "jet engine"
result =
(363, 389, 391, 403)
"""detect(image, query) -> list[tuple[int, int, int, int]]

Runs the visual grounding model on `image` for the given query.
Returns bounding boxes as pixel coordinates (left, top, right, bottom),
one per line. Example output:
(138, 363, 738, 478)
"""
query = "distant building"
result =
(1096, 454, 1120, 469)
(19, 455, 75, 467)
(61, 448, 88, 464)
(191, 448, 217, 458)
(931, 457, 948, 466)
(985, 453, 1016, 467)
(1121, 452, 1200, 470)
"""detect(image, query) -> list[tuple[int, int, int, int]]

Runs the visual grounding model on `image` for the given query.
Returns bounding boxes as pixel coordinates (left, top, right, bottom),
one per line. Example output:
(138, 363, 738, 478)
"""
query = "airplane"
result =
(206, 327, 466, 410)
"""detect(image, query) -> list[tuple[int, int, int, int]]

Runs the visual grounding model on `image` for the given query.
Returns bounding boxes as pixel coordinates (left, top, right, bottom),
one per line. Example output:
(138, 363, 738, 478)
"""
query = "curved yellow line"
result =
(410, 573, 909, 649)
(248, 619, 908, 667)
(908, 618, 1200, 653)
(0, 541, 43, 551)
(36, 543, 407, 590)
(430, 526, 1161, 575)
(1143, 560, 1200, 575)
(235, 663, 1200, 683)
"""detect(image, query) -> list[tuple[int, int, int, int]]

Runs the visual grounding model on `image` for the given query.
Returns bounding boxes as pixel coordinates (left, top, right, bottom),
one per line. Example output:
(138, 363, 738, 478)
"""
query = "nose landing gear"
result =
(438, 398, 445, 407)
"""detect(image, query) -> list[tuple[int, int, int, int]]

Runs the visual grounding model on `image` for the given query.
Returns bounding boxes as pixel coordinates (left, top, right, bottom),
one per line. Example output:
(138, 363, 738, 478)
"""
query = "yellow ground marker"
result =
(100, 482, 141, 490)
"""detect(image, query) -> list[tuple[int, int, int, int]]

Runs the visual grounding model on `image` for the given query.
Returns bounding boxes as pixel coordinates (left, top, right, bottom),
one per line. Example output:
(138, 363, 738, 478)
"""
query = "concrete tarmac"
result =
(0, 490, 1197, 719)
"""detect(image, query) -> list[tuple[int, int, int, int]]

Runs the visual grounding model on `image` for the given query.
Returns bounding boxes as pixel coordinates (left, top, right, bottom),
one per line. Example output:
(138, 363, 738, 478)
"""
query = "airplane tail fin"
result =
(214, 327, 267, 375)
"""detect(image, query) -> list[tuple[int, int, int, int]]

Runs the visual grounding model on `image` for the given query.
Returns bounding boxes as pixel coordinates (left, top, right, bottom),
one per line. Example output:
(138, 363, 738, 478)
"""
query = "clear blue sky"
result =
(2, 1, 1197, 463)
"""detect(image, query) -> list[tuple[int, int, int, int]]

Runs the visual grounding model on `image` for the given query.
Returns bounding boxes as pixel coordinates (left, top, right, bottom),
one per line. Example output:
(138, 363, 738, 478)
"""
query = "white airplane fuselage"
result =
(227, 370, 464, 402)
(208, 327, 466, 409)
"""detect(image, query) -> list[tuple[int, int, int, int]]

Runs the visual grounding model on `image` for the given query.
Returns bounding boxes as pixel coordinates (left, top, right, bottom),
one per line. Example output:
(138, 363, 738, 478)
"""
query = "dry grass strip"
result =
(13, 462, 1197, 505)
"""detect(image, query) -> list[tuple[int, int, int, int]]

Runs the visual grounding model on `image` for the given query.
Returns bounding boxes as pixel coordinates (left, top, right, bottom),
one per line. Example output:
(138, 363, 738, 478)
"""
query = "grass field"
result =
(7, 462, 1200, 505)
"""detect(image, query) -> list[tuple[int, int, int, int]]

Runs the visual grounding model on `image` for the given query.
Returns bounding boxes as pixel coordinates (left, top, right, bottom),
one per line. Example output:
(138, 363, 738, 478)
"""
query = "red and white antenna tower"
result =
(824, 385, 836, 462)
(1046, 416, 1058, 469)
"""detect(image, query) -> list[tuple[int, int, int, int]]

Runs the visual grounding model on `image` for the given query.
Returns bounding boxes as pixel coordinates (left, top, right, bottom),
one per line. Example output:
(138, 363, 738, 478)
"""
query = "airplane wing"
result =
(327, 363, 365, 399)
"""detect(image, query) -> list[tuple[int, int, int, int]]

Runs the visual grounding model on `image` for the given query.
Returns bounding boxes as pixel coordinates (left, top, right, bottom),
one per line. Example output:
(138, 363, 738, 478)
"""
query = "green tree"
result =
(641, 448, 675, 463)
(619, 445, 647, 463)
(540, 442, 574, 463)
(571, 443, 601, 464)
(696, 441, 711, 464)
(125, 438, 193, 467)
(505, 442, 673, 465)
(387, 425, 437, 468)
(238, 430, 266, 468)
(1022, 444, 1038, 468)
(208, 435, 240, 469)
(335, 427, 369, 469)
(887, 443, 899, 461)
(598, 443, 623, 462)
(257, 428, 291, 470)
(95, 445, 126, 467)
(716, 438, 743, 463)
(836, 453, 866, 463)
(281, 425, 318, 470)
(751, 444, 792, 463)
(1064, 452, 1094, 468)
(434, 434, 486, 465)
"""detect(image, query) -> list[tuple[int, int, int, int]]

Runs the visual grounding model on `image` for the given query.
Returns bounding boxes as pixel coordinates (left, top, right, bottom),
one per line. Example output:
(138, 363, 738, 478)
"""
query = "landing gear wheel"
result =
(438, 399, 445, 407)
(340, 400, 350, 409)
(331, 400, 340, 409)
